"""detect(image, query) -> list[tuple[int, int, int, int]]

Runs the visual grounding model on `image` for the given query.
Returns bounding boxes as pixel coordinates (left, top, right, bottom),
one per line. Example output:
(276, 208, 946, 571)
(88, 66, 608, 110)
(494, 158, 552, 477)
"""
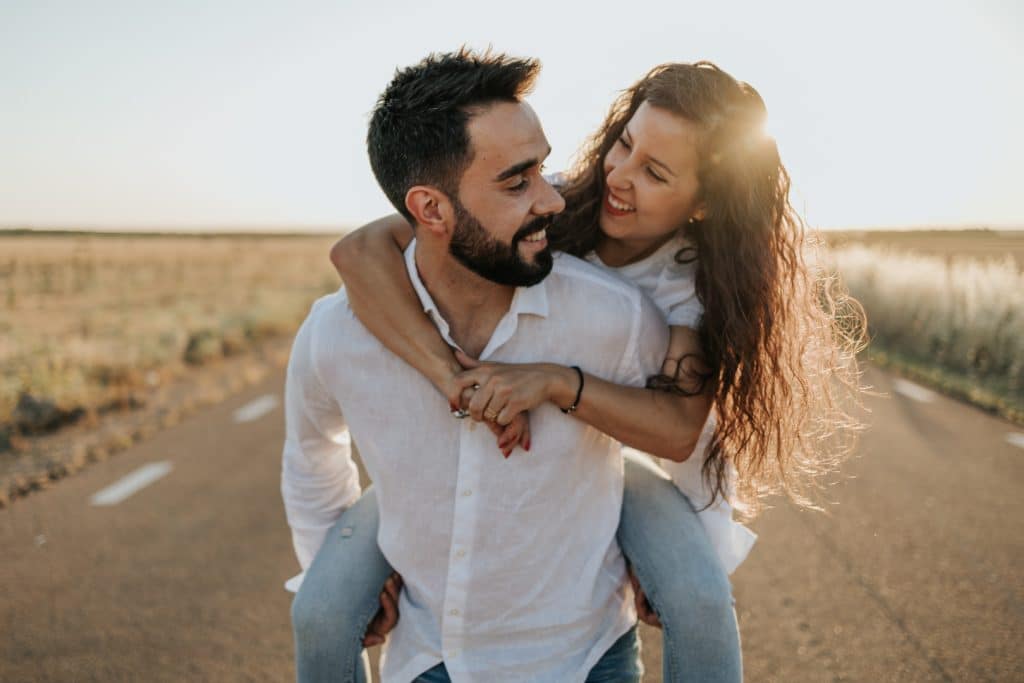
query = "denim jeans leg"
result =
(585, 625, 643, 682)
(617, 452, 743, 683)
(291, 487, 393, 683)
(413, 662, 451, 683)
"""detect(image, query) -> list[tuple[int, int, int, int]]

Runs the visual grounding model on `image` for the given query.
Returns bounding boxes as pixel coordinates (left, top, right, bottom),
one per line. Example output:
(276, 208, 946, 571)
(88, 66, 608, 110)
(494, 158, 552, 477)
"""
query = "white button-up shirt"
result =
(281, 240, 668, 682)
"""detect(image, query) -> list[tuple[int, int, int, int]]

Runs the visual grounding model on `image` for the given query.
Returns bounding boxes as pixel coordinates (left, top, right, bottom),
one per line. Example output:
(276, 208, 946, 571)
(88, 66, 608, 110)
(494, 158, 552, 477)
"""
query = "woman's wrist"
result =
(547, 364, 581, 410)
(426, 354, 464, 398)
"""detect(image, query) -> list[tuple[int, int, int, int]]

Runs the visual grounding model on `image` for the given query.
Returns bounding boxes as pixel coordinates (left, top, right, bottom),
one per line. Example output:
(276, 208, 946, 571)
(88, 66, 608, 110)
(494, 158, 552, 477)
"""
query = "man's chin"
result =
(515, 250, 553, 286)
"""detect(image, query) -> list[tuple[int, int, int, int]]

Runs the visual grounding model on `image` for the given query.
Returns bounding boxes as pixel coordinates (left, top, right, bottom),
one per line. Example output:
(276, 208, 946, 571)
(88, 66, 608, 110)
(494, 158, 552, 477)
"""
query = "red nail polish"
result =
(524, 438, 531, 451)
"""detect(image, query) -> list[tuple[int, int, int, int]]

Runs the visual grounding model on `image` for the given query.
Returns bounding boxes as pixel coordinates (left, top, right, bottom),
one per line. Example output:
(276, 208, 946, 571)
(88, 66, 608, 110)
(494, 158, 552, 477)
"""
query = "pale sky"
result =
(1, 0, 1021, 231)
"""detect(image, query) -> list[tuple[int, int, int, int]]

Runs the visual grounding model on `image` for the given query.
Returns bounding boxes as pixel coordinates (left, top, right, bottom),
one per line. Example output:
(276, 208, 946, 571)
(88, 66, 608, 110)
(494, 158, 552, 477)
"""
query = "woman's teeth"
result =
(523, 228, 547, 242)
(608, 194, 635, 212)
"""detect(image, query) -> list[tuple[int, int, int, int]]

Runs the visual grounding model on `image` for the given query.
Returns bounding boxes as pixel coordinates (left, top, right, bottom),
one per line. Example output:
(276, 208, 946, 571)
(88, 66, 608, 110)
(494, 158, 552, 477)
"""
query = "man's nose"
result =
(536, 178, 566, 215)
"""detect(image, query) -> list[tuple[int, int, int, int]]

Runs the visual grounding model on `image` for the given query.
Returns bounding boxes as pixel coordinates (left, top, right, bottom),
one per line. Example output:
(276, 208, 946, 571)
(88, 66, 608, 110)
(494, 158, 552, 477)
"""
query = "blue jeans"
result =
(617, 452, 742, 682)
(291, 452, 741, 682)
(413, 625, 642, 682)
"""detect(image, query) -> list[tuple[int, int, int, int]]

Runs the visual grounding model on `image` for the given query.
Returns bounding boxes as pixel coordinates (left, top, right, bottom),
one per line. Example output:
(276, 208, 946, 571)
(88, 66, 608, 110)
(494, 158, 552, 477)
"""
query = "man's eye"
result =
(510, 178, 529, 192)
(647, 167, 666, 183)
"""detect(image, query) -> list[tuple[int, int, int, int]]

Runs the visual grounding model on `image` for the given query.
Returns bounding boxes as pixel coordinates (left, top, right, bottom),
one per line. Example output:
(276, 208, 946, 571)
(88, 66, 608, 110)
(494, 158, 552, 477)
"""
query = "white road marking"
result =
(90, 461, 173, 506)
(233, 394, 279, 423)
(1007, 433, 1024, 450)
(892, 379, 937, 403)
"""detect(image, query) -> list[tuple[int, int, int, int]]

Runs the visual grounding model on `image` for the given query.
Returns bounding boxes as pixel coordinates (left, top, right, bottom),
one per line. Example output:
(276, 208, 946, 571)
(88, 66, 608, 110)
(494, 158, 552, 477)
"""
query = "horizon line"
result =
(3, 223, 1024, 237)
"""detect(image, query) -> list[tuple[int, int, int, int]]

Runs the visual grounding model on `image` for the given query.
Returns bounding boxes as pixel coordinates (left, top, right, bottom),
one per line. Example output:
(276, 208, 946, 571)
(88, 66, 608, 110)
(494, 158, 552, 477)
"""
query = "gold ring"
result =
(484, 409, 498, 421)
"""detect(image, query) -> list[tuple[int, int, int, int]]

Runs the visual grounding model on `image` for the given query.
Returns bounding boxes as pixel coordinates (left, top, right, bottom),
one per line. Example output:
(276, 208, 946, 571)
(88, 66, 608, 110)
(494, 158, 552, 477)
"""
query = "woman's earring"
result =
(687, 217, 696, 224)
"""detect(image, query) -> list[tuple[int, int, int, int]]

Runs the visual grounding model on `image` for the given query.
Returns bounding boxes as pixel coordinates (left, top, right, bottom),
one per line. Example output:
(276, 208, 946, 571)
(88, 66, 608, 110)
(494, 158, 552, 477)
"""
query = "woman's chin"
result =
(599, 212, 632, 240)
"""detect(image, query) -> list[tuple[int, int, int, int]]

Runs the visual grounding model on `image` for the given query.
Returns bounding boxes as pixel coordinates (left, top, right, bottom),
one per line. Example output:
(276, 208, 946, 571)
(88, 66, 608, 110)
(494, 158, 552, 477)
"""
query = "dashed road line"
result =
(1006, 433, 1024, 450)
(892, 378, 937, 403)
(233, 394, 279, 423)
(90, 461, 174, 506)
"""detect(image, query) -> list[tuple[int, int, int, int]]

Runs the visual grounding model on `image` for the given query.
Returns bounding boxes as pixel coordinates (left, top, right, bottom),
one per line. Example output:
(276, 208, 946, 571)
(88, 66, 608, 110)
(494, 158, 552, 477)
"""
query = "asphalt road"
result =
(2, 367, 1021, 682)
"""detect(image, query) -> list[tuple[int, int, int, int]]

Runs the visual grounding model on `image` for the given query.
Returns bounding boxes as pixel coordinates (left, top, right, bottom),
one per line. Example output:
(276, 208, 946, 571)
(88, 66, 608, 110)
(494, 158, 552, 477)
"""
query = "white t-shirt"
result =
(586, 233, 757, 575)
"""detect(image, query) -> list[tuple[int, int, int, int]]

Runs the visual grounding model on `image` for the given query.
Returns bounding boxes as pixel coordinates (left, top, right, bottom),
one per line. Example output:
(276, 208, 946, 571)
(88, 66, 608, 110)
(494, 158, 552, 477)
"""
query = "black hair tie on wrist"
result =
(562, 366, 584, 414)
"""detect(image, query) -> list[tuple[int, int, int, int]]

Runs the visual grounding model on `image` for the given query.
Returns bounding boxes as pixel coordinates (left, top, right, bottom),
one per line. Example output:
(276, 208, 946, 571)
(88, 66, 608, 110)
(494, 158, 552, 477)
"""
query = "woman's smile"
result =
(604, 188, 636, 216)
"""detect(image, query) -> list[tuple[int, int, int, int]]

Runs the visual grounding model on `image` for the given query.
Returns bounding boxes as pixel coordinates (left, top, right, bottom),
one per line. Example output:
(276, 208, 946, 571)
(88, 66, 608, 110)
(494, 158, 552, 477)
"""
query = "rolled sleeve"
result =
(280, 309, 362, 580)
(666, 300, 703, 328)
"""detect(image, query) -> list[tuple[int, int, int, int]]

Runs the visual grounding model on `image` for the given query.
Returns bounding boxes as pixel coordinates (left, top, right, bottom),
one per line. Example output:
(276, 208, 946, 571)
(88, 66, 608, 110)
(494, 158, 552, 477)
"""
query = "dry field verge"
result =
(1, 231, 341, 503)
(4, 227, 1022, 503)
(827, 229, 1024, 423)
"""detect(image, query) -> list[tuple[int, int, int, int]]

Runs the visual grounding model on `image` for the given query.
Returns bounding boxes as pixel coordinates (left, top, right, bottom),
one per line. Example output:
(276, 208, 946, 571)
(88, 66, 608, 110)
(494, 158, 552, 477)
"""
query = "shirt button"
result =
(461, 489, 472, 497)
(449, 608, 460, 616)
(340, 527, 353, 537)
(455, 549, 466, 558)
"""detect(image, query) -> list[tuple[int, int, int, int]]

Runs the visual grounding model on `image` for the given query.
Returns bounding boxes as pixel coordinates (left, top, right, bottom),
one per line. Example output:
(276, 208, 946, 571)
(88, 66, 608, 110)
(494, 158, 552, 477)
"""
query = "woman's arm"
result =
(329, 215, 463, 396)
(453, 326, 713, 462)
(330, 216, 530, 454)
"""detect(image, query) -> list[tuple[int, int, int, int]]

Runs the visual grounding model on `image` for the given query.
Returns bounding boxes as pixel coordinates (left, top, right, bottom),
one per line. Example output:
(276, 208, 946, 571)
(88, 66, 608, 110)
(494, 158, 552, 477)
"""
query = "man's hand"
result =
(362, 572, 403, 647)
(627, 564, 662, 629)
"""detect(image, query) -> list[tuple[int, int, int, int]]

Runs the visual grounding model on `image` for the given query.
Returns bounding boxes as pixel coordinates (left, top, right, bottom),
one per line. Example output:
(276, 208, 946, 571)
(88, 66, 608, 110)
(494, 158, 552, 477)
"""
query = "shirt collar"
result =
(404, 238, 550, 350)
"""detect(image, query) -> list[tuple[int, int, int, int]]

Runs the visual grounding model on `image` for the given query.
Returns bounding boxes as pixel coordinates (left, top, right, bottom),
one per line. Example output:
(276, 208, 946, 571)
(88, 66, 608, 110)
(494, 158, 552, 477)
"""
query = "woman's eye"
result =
(647, 167, 666, 183)
(618, 136, 632, 150)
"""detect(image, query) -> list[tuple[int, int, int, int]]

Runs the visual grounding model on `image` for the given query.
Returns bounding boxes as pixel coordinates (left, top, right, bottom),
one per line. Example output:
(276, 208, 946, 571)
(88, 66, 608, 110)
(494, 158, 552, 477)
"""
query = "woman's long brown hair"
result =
(549, 62, 867, 515)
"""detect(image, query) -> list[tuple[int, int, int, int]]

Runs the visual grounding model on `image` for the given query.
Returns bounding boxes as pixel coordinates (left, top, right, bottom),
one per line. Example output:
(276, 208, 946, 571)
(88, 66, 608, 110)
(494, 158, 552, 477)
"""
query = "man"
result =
(282, 49, 668, 681)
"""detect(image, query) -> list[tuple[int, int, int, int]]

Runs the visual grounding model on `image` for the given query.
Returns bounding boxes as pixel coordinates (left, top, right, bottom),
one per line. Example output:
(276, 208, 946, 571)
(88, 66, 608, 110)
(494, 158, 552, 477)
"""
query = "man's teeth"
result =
(608, 195, 635, 212)
(523, 229, 547, 242)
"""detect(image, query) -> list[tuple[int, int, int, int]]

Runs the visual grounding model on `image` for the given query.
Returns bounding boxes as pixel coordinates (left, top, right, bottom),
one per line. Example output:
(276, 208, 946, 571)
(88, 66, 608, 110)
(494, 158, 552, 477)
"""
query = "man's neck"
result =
(414, 241, 515, 358)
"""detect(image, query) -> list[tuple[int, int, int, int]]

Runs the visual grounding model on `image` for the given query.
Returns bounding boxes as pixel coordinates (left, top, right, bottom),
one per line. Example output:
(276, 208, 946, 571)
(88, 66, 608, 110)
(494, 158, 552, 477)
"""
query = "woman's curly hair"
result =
(549, 62, 867, 516)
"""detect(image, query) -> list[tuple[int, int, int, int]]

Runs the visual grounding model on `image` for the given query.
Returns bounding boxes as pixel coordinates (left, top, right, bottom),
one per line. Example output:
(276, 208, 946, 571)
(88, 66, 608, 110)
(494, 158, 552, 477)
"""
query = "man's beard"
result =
(448, 198, 554, 287)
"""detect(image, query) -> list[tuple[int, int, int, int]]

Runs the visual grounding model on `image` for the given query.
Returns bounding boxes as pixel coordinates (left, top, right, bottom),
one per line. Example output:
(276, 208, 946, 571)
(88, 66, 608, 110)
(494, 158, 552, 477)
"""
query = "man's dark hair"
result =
(367, 48, 540, 223)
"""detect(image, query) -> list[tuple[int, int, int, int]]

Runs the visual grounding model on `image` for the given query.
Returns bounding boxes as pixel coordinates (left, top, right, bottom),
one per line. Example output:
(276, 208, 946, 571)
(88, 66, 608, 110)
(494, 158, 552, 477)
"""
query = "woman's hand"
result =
(450, 350, 580, 458)
(658, 326, 712, 396)
(453, 351, 569, 424)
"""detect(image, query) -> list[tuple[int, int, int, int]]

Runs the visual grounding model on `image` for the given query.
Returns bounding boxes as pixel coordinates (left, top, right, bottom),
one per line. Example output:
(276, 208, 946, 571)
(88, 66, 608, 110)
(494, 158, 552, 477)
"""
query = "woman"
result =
(299, 61, 865, 682)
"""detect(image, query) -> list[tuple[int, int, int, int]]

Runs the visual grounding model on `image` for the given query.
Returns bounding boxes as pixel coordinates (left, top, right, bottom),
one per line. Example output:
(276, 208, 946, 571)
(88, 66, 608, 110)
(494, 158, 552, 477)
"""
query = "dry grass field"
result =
(827, 229, 1024, 422)
(3, 227, 1022, 448)
(0, 232, 340, 438)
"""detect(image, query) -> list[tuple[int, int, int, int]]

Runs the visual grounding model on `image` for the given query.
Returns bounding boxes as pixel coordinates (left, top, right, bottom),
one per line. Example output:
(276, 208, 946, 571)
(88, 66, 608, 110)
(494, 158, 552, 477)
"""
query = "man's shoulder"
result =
(304, 285, 353, 327)
(549, 252, 645, 304)
(297, 286, 365, 352)
(543, 254, 668, 385)
(545, 253, 665, 342)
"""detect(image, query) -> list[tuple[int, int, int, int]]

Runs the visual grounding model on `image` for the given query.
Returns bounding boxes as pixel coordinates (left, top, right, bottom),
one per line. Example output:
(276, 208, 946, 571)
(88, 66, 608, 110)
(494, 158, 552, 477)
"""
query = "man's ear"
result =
(405, 186, 455, 238)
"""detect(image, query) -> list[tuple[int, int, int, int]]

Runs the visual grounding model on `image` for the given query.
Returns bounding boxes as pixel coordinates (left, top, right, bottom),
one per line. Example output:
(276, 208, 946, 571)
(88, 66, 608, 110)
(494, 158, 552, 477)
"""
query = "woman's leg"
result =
(291, 487, 393, 683)
(618, 452, 742, 683)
